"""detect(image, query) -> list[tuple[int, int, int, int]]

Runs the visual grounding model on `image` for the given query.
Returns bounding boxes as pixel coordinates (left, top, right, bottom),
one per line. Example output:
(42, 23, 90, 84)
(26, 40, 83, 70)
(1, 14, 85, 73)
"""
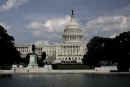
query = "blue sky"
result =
(0, 0, 130, 43)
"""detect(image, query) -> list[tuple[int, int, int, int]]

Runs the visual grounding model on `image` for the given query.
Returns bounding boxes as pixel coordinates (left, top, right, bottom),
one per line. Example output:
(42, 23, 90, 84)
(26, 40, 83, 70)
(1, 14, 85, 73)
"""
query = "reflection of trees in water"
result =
(0, 74, 12, 78)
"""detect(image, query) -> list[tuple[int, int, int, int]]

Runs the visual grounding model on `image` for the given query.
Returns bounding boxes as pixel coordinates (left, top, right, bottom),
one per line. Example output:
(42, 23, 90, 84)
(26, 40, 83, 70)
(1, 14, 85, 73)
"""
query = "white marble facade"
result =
(16, 12, 87, 64)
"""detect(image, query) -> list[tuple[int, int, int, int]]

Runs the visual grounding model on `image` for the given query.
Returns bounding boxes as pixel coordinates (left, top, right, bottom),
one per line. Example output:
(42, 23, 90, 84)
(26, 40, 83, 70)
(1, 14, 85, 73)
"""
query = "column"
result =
(71, 45, 73, 56)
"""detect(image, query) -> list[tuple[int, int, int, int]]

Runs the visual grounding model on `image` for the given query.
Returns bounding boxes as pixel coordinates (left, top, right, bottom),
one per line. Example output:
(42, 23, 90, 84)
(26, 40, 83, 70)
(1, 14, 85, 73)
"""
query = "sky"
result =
(0, 0, 130, 44)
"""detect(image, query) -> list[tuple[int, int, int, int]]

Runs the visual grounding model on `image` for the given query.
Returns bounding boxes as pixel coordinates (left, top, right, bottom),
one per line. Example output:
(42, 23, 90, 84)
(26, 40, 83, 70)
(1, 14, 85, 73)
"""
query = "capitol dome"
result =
(63, 10, 83, 43)
(66, 16, 80, 29)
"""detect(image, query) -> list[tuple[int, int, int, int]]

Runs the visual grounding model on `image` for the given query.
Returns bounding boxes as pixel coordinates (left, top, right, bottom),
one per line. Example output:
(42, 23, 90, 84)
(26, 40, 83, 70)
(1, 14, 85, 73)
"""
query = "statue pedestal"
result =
(28, 54, 38, 68)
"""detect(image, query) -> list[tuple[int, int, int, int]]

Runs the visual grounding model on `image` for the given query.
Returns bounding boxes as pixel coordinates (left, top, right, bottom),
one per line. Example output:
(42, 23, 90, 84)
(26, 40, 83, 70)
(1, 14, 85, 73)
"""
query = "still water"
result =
(0, 74, 130, 87)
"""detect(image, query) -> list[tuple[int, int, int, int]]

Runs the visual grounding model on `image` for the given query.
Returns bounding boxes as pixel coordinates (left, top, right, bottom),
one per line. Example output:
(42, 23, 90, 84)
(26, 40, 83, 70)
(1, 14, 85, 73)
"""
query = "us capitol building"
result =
(16, 11, 87, 64)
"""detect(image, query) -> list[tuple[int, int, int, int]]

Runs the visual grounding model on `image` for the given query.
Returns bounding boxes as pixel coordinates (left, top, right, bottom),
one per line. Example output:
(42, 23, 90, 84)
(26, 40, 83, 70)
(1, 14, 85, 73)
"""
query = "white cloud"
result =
(85, 16, 130, 39)
(0, 0, 30, 12)
(27, 21, 45, 30)
(27, 15, 130, 41)
(27, 15, 71, 37)
(32, 30, 41, 37)
(44, 16, 70, 32)
(109, 33, 117, 38)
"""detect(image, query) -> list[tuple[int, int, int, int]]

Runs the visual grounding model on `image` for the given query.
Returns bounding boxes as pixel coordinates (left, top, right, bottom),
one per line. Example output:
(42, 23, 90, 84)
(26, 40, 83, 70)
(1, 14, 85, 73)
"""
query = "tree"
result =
(41, 52, 46, 61)
(82, 54, 87, 64)
(84, 36, 105, 67)
(38, 52, 46, 66)
(114, 31, 130, 72)
(24, 53, 31, 66)
(0, 25, 21, 68)
(84, 31, 130, 72)
(83, 36, 113, 67)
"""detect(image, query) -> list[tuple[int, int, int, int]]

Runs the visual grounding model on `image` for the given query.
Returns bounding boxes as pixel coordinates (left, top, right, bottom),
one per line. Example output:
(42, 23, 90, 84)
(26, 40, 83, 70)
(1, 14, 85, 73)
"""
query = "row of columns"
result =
(57, 45, 84, 56)
(64, 35, 82, 41)
(17, 47, 31, 54)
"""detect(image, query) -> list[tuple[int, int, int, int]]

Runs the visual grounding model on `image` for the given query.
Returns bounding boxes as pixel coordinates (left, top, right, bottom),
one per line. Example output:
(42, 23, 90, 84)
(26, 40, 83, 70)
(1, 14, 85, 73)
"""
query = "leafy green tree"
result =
(0, 25, 21, 68)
